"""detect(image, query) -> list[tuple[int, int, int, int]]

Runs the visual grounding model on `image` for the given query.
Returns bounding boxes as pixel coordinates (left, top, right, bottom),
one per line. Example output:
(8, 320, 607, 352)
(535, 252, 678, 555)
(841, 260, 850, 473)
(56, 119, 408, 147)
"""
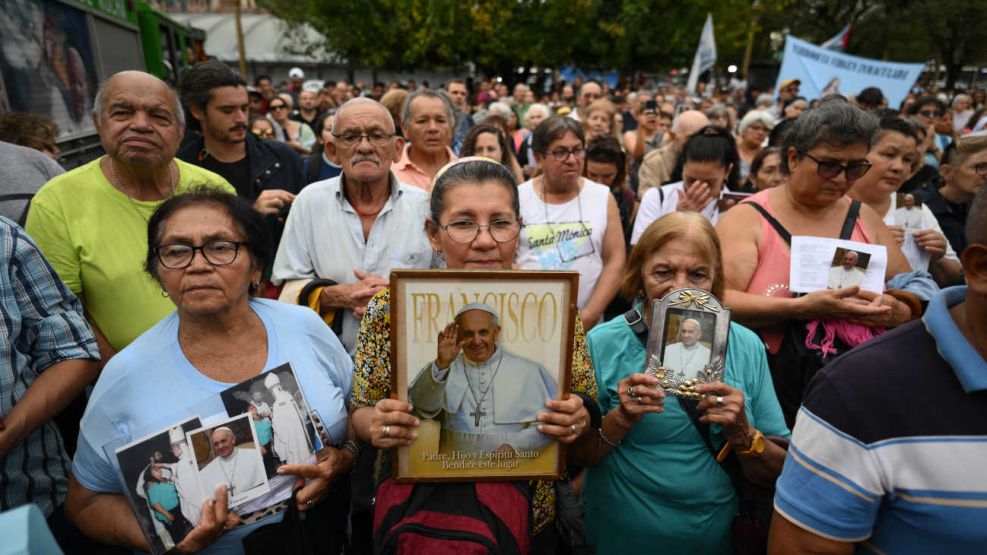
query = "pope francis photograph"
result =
(408, 303, 559, 455)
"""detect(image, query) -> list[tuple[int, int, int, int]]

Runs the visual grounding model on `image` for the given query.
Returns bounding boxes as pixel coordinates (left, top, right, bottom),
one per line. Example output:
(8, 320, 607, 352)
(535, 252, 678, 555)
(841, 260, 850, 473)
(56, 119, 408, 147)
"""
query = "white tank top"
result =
(516, 178, 610, 308)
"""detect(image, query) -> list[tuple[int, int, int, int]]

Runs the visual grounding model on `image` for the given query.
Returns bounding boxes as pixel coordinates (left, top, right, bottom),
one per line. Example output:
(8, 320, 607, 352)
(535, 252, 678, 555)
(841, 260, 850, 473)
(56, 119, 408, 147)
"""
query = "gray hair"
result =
(401, 88, 455, 128)
(523, 103, 550, 128)
(92, 71, 185, 129)
(738, 110, 775, 134)
(488, 102, 513, 120)
(780, 100, 878, 176)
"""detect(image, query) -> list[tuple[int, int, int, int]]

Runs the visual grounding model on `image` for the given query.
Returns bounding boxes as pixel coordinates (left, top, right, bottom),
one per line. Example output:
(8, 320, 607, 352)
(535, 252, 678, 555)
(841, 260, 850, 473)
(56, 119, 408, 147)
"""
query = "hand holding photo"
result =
(789, 237, 887, 294)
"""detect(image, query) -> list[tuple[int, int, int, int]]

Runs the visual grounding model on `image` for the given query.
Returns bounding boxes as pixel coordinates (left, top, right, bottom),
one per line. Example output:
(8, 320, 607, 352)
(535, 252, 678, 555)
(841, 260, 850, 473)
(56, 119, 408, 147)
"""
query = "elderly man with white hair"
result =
(662, 318, 712, 377)
(636, 110, 711, 196)
(827, 250, 866, 289)
(408, 303, 559, 455)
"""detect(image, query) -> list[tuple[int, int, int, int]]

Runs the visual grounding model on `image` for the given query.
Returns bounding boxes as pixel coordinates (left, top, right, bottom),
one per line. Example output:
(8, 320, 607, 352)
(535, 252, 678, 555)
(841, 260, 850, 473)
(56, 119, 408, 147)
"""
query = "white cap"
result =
(289, 67, 305, 79)
(168, 426, 185, 445)
(264, 372, 281, 389)
(455, 302, 500, 323)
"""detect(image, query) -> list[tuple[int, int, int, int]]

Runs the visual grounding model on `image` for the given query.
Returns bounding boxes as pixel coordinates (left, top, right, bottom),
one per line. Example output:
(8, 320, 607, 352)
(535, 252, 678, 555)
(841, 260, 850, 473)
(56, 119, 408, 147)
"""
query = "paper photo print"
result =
(186, 415, 270, 508)
(390, 269, 578, 482)
(894, 192, 925, 231)
(659, 309, 717, 380)
(219, 363, 319, 479)
(789, 237, 887, 294)
(114, 417, 204, 555)
(826, 247, 871, 290)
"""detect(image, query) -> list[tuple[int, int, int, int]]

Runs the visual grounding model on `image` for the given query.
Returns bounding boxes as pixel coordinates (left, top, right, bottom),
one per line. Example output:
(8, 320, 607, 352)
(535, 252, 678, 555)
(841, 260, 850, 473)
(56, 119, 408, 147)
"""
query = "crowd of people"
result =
(0, 59, 985, 555)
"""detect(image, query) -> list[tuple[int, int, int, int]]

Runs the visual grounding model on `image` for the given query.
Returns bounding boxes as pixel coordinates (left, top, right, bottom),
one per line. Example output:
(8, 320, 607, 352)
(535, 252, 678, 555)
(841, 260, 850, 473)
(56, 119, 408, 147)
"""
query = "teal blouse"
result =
(583, 314, 789, 555)
(147, 481, 180, 523)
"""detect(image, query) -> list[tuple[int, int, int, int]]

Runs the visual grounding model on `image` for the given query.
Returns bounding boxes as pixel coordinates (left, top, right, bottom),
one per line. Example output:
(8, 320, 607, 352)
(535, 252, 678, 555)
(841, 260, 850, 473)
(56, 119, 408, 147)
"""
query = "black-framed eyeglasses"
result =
(156, 241, 246, 269)
(798, 150, 872, 181)
(439, 220, 523, 244)
(332, 131, 395, 149)
(548, 146, 586, 162)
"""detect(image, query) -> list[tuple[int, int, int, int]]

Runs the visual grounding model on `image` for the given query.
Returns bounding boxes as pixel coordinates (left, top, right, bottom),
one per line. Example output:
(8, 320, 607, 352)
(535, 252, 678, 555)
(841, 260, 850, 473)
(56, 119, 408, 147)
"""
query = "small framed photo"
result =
(894, 192, 925, 231)
(114, 417, 204, 555)
(219, 363, 319, 480)
(185, 414, 270, 508)
(644, 288, 731, 399)
(389, 269, 578, 482)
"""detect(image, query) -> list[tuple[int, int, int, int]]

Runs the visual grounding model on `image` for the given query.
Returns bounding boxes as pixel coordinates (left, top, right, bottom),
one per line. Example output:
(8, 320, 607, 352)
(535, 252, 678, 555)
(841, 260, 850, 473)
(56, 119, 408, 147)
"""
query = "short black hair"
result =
(857, 87, 885, 108)
(254, 75, 271, 86)
(460, 124, 513, 167)
(180, 61, 247, 113)
(145, 187, 273, 293)
(875, 114, 919, 143)
(908, 95, 946, 115)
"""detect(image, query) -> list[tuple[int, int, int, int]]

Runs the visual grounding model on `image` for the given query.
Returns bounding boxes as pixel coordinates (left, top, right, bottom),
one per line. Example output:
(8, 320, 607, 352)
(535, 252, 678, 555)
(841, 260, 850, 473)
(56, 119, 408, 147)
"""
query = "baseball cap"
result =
(288, 67, 305, 79)
(779, 79, 801, 91)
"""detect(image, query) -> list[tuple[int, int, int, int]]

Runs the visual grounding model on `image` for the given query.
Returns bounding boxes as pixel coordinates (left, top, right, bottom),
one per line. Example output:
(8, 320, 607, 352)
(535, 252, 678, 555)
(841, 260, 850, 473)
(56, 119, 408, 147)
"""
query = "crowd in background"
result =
(0, 58, 986, 555)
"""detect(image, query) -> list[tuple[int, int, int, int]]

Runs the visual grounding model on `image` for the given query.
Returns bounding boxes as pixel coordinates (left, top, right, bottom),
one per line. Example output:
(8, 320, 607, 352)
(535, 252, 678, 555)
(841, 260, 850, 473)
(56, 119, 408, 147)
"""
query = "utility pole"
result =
(232, 0, 248, 77)
(741, 0, 759, 80)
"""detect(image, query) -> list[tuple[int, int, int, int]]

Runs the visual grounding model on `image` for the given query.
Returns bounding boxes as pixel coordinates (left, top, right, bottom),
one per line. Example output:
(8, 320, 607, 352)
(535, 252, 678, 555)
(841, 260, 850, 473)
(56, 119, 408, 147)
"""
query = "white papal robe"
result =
(827, 265, 866, 289)
(270, 389, 313, 465)
(662, 341, 712, 378)
(409, 346, 557, 453)
(199, 447, 266, 499)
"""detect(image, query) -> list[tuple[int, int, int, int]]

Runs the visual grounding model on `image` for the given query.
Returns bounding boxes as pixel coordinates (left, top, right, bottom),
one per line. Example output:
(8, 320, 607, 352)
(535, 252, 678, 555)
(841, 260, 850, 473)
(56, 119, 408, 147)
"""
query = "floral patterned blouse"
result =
(352, 288, 597, 533)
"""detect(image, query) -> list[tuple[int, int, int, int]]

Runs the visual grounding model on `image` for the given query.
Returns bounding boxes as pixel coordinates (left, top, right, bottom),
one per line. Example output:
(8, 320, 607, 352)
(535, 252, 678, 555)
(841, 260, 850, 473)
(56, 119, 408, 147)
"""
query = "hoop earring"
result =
(160, 289, 169, 298)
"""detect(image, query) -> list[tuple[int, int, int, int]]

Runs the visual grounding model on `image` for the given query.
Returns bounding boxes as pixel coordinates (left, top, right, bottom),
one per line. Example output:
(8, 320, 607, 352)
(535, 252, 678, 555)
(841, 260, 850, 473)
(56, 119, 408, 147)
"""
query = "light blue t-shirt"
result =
(73, 299, 353, 555)
(583, 315, 789, 555)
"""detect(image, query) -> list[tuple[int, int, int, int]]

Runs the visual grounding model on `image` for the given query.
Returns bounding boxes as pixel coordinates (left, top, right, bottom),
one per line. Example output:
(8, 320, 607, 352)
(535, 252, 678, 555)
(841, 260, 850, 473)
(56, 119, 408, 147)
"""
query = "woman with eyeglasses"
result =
(66, 189, 355, 554)
(717, 99, 914, 425)
(907, 96, 951, 169)
(267, 94, 316, 155)
(630, 125, 739, 245)
(350, 158, 602, 552)
(515, 117, 627, 329)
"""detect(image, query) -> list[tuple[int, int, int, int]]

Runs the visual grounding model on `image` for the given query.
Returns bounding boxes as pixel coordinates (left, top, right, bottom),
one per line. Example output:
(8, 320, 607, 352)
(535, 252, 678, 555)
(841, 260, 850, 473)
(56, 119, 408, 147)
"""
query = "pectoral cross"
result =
(471, 408, 486, 427)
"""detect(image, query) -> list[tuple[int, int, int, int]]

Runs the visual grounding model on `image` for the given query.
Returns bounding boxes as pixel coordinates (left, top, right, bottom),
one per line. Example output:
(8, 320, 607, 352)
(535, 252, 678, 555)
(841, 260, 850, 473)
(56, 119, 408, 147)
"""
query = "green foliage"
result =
(260, 0, 987, 85)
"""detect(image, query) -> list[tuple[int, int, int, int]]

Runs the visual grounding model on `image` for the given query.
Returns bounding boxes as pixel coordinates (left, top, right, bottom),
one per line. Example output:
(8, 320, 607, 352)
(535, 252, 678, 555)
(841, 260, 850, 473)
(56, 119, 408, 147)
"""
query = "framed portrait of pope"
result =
(389, 269, 578, 482)
(644, 288, 731, 400)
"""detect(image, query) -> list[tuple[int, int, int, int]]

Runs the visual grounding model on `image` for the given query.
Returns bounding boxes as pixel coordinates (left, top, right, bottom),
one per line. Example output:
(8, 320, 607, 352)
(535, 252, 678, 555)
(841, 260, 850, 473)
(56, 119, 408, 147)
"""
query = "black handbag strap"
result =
(746, 199, 862, 247)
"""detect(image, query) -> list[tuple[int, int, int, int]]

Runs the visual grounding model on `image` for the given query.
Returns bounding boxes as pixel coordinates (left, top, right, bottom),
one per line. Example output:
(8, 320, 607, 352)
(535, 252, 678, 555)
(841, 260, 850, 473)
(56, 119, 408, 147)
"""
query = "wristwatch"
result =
(736, 429, 765, 458)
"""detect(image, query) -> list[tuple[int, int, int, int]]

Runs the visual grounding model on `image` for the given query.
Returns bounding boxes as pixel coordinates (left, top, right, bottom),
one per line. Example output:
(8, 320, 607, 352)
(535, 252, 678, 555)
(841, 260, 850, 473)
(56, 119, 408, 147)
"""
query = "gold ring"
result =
(382, 425, 390, 438)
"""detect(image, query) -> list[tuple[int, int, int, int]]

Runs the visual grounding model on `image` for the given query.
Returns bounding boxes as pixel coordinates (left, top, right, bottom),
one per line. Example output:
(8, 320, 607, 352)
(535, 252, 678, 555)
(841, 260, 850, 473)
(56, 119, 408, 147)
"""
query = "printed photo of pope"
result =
(408, 303, 558, 455)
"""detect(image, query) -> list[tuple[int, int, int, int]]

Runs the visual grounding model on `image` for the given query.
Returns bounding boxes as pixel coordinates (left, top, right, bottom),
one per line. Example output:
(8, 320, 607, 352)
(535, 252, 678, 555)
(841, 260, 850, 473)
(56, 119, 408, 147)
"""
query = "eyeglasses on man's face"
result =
(156, 240, 246, 269)
(440, 219, 522, 244)
(332, 130, 395, 149)
(798, 150, 872, 181)
(547, 146, 586, 162)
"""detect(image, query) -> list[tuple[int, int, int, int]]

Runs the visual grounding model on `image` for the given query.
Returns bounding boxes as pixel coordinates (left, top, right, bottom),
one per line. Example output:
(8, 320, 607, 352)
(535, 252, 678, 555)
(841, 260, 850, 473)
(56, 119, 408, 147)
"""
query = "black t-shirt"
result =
(197, 154, 252, 200)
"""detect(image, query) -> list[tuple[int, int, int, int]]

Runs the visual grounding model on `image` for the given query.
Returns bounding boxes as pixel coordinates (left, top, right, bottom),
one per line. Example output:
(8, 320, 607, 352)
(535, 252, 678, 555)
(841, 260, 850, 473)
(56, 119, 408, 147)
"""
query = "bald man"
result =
(198, 427, 266, 503)
(636, 110, 710, 196)
(272, 98, 435, 351)
(26, 70, 234, 365)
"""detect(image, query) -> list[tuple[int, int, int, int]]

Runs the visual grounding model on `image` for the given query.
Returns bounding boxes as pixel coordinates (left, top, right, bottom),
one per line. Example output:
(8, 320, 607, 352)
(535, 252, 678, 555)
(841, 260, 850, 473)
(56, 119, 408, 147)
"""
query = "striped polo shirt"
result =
(774, 286, 987, 553)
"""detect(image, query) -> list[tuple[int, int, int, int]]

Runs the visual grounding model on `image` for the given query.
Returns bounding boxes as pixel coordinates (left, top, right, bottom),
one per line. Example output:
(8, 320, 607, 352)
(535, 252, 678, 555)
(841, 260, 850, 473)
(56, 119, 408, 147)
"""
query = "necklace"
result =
(538, 178, 592, 263)
(462, 350, 505, 427)
(217, 450, 239, 494)
(107, 158, 176, 223)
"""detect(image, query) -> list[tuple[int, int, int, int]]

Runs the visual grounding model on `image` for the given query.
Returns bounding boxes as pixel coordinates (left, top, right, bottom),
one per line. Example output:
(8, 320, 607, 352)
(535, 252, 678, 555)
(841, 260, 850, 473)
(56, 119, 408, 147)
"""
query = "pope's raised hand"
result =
(435, 323, 463, 370)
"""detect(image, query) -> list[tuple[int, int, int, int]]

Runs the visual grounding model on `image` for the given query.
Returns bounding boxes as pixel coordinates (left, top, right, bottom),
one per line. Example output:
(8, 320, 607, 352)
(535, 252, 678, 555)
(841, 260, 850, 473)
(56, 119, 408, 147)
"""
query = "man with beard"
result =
(177, 61, 304, 247)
